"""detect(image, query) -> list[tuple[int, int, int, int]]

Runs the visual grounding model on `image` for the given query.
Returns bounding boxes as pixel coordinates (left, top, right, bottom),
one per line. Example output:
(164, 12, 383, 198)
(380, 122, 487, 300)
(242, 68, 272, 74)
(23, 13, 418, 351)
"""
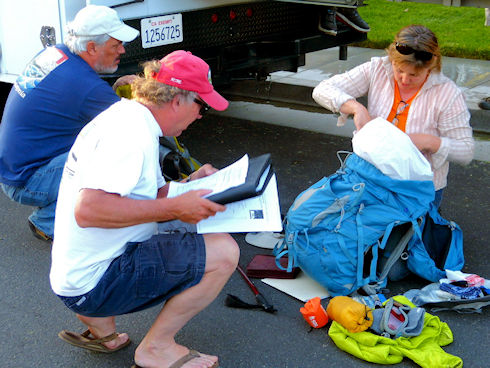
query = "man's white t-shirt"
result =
(50, 99, 165, 297)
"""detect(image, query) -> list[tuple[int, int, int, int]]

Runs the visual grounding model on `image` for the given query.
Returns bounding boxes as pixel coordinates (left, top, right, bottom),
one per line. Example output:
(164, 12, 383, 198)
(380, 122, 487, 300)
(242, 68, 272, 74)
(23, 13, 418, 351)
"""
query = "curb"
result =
(220, 80, 490, 137)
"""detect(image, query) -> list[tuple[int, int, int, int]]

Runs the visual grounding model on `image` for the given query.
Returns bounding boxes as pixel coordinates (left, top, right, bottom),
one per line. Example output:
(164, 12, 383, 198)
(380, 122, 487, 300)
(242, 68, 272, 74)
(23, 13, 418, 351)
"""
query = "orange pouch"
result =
(300, 297, 329, 328)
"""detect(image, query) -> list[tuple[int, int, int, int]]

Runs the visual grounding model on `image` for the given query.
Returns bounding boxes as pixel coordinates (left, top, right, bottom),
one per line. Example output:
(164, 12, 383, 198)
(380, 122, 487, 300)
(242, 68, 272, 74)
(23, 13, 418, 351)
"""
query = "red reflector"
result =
(229, 10, 236, 20)
(246, 8, 253, 17)
(211, 13, 218, 23)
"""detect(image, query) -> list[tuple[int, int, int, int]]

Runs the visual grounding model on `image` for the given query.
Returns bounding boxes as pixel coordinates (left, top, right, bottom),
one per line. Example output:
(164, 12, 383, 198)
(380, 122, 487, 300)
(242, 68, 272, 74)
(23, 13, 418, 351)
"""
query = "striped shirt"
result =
(312, 56, 474, 190)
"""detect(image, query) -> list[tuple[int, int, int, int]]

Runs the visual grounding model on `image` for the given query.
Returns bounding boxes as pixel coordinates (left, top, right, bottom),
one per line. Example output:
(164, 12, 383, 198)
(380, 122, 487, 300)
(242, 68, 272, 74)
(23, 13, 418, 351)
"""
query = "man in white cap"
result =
(0, 5, 139, 241)
(50, 50, 239, 368)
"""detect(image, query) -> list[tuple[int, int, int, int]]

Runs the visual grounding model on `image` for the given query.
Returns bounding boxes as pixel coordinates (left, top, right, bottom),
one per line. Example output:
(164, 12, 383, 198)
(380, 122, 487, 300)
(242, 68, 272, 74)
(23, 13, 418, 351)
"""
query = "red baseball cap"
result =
(152, 50, 229, 111)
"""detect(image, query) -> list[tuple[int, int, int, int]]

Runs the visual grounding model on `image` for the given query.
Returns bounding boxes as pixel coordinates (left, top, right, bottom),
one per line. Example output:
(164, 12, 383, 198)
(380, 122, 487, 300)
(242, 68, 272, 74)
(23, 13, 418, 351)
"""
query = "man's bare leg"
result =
(76, 314, 130, 350)
(134, 233, 239, 368)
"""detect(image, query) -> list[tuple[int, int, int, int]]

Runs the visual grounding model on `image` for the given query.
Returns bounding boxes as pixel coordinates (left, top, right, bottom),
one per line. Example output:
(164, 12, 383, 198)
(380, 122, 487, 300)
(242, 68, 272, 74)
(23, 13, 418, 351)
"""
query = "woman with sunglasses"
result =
(312, 24, 474, 209)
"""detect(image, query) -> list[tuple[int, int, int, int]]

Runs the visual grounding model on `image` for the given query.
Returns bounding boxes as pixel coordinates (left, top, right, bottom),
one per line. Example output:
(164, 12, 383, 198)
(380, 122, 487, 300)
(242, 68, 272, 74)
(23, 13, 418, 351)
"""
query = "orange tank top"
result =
(387, 81, 423, 132)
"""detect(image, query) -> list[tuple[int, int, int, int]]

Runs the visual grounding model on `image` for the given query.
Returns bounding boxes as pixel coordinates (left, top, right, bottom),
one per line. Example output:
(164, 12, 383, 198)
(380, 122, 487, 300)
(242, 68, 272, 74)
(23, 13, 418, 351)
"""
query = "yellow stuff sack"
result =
(326, 296, 373, 333)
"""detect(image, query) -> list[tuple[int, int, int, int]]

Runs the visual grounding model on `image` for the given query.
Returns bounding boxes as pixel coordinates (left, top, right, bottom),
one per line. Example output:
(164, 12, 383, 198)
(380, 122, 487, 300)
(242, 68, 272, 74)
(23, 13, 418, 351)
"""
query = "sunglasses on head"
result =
(395, 42, 433, 61)
(194, 98, 210, 116)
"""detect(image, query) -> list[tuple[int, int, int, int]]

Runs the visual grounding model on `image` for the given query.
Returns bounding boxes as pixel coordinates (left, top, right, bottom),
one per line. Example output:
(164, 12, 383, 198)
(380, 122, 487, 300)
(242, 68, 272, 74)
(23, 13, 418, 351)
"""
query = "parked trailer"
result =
(0, 0, 368, 87)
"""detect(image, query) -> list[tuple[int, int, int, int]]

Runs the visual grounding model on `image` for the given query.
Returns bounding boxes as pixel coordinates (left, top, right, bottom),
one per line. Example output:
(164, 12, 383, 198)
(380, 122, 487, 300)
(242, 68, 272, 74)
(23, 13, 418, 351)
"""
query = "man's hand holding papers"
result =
(168, 154, 282, 234)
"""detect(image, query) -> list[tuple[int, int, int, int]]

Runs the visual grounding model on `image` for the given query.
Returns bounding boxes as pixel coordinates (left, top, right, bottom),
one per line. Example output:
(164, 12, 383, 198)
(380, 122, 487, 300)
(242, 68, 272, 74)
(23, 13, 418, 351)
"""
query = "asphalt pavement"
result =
(1, 115, 489, 368)
(0, 47, 489, 368)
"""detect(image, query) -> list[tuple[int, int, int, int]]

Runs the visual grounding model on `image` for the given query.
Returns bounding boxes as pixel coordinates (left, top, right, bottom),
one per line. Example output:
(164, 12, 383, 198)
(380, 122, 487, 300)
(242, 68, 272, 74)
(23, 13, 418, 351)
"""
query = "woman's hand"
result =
(352, 108, 372, 131)
(408, 133, 441, 154)
(340, 99, 372, 130)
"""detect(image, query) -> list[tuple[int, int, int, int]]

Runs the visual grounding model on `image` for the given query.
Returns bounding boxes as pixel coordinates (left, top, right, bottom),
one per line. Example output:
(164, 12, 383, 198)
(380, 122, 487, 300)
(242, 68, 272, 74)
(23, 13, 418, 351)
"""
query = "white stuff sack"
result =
(352, 117, 433, 181)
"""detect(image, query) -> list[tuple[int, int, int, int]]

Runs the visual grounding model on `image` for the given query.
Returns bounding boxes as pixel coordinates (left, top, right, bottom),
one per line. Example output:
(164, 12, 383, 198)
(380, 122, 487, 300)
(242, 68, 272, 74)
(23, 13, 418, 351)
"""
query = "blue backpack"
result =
(274, 152, 437, 296)
(407, 202, 464, 282)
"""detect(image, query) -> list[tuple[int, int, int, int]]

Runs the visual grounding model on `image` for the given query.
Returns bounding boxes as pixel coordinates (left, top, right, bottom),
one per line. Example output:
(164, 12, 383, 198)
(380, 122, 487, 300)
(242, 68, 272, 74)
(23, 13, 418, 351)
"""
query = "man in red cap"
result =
(50, 51, 239, 368)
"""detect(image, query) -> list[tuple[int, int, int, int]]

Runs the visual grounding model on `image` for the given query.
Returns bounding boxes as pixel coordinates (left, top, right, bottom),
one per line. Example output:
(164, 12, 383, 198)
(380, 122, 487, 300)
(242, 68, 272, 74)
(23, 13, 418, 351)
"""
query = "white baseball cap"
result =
(68, 5, 139, 42)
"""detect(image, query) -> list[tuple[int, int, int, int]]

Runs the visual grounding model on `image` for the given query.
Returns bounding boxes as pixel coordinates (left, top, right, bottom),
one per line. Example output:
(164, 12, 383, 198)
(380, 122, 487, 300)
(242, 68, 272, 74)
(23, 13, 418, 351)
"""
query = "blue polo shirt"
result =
(0, 44, 120, 187)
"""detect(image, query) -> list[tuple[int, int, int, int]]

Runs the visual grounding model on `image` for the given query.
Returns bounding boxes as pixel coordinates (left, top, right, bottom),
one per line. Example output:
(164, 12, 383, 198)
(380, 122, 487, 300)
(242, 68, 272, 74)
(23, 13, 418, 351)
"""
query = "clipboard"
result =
(207, 153, 274, 205)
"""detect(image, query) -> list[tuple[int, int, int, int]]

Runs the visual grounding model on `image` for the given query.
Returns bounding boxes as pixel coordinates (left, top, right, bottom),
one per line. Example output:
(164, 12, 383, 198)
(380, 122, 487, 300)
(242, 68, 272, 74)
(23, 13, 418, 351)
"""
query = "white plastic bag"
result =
(352, 118, 433, 181)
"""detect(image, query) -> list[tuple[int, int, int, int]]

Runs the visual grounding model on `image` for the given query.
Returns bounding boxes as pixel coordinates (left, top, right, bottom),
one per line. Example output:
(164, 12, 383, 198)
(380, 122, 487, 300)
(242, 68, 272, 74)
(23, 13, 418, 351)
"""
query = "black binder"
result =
(207, 153, 274, 205)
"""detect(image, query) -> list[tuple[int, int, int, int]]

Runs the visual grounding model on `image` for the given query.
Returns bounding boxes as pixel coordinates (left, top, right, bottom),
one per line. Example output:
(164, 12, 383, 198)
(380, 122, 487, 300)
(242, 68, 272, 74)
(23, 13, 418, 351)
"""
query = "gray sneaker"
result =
(336, 8, 370, 33)
(478, 96, 490, 110)
(318, 8, 337, 36)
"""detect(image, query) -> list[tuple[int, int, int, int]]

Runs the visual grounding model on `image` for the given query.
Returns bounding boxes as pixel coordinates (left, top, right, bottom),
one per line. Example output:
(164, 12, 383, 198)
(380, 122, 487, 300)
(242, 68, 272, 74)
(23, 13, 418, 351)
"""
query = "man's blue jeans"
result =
(1, 152, 68, 238)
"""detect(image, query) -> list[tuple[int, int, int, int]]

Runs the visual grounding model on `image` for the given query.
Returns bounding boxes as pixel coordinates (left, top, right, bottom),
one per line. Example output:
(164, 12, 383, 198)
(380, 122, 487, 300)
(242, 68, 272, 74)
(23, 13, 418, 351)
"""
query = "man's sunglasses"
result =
(194, 98, 210, 116)
(395, 42, 433, 61)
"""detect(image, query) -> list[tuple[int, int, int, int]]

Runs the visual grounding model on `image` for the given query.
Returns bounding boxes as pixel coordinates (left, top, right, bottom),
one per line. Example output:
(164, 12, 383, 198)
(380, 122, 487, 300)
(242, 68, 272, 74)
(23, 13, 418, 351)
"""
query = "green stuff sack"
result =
(328, 296, 463, 368)
(115, 84, 132, 99)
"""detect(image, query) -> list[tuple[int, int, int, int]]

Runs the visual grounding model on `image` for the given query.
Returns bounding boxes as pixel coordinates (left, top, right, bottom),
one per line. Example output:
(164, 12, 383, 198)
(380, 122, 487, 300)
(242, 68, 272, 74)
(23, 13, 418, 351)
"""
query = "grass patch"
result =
(355, 0, 490, 60)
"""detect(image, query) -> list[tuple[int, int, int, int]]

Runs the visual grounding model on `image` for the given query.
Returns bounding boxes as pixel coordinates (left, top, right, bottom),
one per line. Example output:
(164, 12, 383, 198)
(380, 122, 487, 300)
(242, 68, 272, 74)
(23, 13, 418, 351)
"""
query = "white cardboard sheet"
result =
(261, 271, 330, 302)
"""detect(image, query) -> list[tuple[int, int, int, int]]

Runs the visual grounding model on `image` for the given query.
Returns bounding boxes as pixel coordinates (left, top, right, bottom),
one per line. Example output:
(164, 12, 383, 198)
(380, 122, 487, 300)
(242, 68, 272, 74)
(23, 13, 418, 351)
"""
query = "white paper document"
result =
(196, 174, 282, 233)
(168, 154, 249, 198)
(167, 155, 282, 234)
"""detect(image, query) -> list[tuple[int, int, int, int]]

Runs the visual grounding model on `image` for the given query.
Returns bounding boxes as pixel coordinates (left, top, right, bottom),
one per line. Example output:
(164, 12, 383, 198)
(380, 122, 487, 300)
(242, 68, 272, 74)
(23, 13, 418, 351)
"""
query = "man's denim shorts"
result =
(57, 231, 206, 317)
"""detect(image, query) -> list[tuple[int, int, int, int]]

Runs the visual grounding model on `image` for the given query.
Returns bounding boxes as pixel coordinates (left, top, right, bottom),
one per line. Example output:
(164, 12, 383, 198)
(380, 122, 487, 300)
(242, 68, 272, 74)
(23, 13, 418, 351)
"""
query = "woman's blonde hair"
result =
(131, 60, 196, 106)
(386, 25, 441, 73)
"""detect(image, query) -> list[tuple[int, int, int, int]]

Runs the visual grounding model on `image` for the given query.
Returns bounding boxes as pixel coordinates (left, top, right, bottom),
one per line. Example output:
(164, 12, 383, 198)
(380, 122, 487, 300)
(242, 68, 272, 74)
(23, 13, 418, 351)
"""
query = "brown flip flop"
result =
(132, 349, 219, 368)
(58, 329, 131, 353)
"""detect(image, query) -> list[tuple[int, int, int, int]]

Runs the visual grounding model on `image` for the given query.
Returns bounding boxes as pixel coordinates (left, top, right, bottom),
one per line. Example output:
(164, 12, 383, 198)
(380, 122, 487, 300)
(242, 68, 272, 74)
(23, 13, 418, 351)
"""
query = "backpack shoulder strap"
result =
(378, 220, 418, 280)
(362, 219, 420, 295)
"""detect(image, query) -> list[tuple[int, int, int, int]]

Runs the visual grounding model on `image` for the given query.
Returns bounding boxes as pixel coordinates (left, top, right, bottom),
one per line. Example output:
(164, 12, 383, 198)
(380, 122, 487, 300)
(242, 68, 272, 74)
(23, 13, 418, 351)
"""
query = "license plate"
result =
(140, 14, 183, 49)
